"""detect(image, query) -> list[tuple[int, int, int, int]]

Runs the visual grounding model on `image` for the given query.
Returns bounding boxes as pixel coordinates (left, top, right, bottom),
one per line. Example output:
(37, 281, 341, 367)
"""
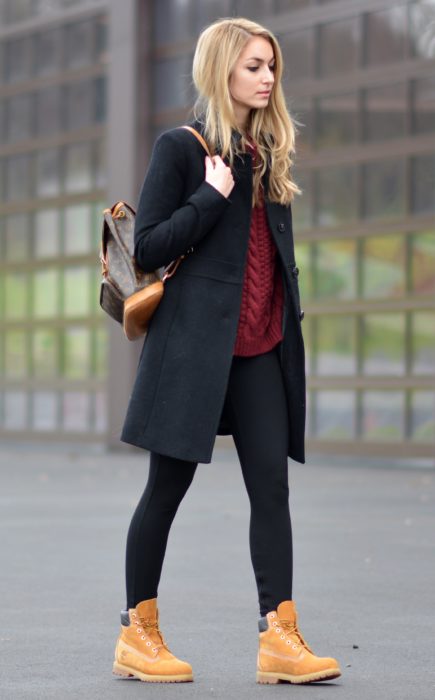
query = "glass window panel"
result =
(95, 15, 108, 62)
(294, 242, 312, 300)
(194, 0, 232, 31)
(62, 391, 90, 431)
(154, 0, 195, 44)
(3, 392, 27, 430)
(64, 203, 92, 255)
(6, 93, 33, 143)
(362, 391, 404, 441)
(234, 0, 274, 20)
(0, 99, 5, 143)
(317, 91, 358, 148)
(5, 213, 30, 261)
(95, 76, 107, 123)
(32, 329, 58, 378)
(302, 316, 312, 377)
(362, 235, 405, 299)
(316, 164, 358, 226)
(95, 139, 106, 189)
(314, 391, 355, 440)
(4, 272, 28, 319)
(0, 158, 4, 200)
(5, 36, 33, 83)
(94, 326, 107, 379)
(279, 0, 312, 6)
(33, 269, 58, 319)
(412, 76, 435, 134)
(314, 239, 356, 300)
(315, 316, 357, 375)
(94, 390, 107, 433)
(65, 20, 94, 69)
(6, 154, 31, 201)
(319, 16, 360, 77)
(410, 391, 435, 442)
(32, 391, 58, 431)
(34, 209, 60, 259)
(411, 230, 435, 295)
(363, 158, 406, 220)
(36, 86, 62, 137)
(64, 325, 91, 379)
(63, 266, 91, 317)
(154, 56, 192, 112)
(281, 28, 313, 83)
(5, 330, 27, 378)
(65, 79, 94, 130)
(411, 154, 435, 215)
(362, 313, 405, 375)
(291, 96, 312, 150)
(36, 148, 61, 197)
(411, 311, 435, 375)
(5, 0, 35, 23)
(291, 168, 311, 230)
(64, 142, 92, 193)
(410, 1, 435, 59)
(35, 27, 62, 77)
(366, 5, 407, 66)
(364, 82, 407, 141)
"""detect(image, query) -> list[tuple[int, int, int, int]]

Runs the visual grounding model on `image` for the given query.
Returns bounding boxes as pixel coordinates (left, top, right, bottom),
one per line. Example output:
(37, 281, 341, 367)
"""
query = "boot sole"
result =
(257, 668, 341, 684)
(113, 661, 193, 683)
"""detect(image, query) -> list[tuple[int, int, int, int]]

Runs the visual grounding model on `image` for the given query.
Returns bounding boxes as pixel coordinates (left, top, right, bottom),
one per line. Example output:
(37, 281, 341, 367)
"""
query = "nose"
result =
(262, 65, 274, 84)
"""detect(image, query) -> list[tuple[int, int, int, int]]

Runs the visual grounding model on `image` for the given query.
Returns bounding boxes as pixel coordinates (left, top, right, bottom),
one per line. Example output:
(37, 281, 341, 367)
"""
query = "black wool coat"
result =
(120, 117, 306, 464)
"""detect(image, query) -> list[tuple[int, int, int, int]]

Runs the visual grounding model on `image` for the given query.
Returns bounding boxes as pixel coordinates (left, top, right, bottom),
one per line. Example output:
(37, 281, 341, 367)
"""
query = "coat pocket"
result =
(177, 254, 242, 285)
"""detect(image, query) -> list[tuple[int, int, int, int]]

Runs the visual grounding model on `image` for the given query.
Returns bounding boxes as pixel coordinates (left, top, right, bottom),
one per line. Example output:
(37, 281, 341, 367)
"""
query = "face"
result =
(229, 35, 275, 124)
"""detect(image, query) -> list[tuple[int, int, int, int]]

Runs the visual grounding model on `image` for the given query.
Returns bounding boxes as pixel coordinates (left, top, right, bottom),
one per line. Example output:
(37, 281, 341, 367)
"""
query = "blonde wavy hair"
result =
(191, 17, 302, 207)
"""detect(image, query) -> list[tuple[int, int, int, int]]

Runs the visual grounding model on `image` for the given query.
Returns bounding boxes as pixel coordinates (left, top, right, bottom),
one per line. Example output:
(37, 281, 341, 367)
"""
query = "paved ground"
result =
(0, 442, 434, 700)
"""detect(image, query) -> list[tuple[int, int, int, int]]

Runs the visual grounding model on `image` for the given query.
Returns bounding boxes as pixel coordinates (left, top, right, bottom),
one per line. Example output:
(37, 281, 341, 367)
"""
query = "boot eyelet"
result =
(141, 635, 145, 640)
(137, 628, 142, 633)
(272, 621, 277, 626)
(152, 648, 157, 653)
(146, 641, 151, 646)
(280, 635, 285, 640)
(276, 628, 281, 633)
(292, 644, 298, 649)
(286, 640, 291, 645)
(270, 613, 276, 618)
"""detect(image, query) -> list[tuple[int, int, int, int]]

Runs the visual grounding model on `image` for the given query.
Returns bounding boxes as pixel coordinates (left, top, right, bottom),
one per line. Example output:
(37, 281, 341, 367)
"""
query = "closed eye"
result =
(248, 65, 276, 72)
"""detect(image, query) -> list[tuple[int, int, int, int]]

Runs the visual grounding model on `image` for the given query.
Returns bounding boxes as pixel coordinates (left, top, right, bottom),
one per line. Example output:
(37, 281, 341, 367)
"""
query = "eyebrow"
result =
(245, 56, 276, 63)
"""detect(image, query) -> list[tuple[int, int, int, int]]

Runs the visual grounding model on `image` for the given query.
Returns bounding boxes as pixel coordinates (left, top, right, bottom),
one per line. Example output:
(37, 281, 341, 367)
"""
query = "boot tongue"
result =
(135, 598, 158, 622)
(133, 599, 164, 647)
(277, 600, 296, 623)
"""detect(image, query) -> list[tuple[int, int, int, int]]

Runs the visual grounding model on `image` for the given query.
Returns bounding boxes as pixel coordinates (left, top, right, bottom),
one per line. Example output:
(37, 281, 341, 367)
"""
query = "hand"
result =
(205, 155, 235, 199)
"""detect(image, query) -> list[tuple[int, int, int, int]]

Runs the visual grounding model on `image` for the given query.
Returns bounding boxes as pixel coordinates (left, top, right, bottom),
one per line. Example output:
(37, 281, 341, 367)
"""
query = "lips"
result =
(257, 91, 271, 96)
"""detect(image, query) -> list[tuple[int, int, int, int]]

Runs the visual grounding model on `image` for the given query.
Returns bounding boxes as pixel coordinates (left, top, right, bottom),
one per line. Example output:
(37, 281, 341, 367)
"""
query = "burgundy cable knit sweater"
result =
(233, 138, 284, 357)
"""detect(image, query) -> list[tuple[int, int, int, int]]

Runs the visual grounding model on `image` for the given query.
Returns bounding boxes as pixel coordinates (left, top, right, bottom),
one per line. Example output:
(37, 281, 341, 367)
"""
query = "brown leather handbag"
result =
(99, 126, 211, 341)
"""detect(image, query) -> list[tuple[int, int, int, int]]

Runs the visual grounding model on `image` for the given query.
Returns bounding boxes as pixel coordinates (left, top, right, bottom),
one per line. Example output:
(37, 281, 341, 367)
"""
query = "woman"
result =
(113, 17, 341, 685)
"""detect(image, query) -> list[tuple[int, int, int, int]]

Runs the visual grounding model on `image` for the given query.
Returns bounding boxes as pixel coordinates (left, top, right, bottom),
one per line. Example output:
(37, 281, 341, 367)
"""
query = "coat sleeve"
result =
(134, 130, 232, 272)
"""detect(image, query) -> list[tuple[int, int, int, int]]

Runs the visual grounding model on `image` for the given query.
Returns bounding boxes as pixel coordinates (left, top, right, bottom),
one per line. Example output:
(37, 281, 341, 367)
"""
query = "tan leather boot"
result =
(112, 598, 193, 683)
(256, 600, 341, 684)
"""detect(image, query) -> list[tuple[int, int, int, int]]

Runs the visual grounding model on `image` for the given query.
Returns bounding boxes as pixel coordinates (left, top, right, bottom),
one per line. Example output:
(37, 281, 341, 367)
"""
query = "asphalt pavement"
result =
(1, 442, 434, 700)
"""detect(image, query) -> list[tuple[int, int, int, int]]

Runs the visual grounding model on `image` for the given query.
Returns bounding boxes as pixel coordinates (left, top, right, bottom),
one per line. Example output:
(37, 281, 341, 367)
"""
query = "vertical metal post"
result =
(106, 0, 151, 450)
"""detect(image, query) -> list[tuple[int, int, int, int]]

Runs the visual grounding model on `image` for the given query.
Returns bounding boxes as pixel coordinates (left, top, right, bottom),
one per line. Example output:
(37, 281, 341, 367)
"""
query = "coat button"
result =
(277, 223, 285, 232)
(299, 309, 305, 321)
(292, 266, 299, 278)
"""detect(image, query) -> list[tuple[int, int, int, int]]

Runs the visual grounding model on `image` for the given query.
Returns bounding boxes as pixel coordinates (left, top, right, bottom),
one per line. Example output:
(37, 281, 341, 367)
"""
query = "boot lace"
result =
(269, 613, 313, 653)
(279, 620, 313, 653)
(131, 613, 168, 652)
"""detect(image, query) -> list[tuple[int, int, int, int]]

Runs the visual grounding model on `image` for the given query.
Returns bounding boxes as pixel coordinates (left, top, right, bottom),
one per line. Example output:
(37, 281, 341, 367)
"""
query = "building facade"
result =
(0, 0, 434, 459)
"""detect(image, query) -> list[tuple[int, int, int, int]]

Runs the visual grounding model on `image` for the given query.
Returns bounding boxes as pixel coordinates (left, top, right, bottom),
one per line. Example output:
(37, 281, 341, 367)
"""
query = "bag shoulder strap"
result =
(180, 125, 212, 158)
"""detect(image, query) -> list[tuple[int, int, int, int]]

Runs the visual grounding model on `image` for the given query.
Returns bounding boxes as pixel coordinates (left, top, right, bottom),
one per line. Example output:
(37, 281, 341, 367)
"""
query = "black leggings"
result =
(125, 343, 293, 617)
